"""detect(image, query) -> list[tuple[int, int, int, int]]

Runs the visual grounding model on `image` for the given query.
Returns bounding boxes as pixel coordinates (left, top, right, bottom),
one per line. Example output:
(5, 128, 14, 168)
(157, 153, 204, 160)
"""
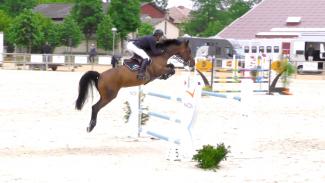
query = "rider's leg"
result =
(137, 58, 150, 80)
(126, 42, 151, 80)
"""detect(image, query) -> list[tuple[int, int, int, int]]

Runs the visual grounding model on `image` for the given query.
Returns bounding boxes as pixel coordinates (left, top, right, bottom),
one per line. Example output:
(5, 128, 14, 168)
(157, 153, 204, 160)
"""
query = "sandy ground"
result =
(0, 68, 325, 183)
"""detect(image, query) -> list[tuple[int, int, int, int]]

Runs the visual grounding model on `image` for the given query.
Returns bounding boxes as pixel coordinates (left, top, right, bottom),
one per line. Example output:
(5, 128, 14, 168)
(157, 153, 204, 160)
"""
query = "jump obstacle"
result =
(127, 78, 202, 160)
(201, 55, 272, 94)
(126, 75, 249, 160)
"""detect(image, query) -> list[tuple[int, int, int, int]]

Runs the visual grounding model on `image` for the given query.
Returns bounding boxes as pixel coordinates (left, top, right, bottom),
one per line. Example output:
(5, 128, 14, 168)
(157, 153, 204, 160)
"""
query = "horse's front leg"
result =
(159, 64, 175, 80)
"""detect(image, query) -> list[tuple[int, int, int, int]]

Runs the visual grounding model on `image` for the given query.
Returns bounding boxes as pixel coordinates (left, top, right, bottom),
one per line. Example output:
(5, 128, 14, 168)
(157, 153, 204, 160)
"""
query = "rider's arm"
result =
(149, 38, 163, 56)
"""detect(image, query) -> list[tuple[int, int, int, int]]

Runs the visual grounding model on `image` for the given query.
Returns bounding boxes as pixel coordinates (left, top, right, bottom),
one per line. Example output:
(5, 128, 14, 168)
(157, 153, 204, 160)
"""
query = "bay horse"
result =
(75, 39, 195, 132)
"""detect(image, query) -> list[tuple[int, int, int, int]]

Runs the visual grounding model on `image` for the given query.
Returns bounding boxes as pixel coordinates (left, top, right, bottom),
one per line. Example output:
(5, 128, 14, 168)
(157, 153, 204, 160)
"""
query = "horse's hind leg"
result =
(87, 90, 118, 133)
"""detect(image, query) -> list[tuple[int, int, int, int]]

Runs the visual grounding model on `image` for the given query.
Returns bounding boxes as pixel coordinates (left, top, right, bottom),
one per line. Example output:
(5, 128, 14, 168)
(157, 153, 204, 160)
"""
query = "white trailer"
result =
(230, 38, 325, 74)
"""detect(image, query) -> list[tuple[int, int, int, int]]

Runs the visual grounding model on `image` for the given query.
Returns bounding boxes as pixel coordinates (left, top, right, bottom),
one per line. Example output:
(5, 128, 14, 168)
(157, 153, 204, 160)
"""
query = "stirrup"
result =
(137, 73, 145, 80)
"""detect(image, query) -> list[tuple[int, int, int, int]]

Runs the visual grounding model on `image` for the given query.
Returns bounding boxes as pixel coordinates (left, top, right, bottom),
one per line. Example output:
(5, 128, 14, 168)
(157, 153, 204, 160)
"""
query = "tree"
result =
(138, 22, 154, 37)
(109, 0, 141, 40)
(96, 15, 114, 51)
(34, 14, 61, 51)
(59, 16, 83, 48)
(183, 0, 251, 37)
(72, 0, 104, 52)
(2, 0, 37, 17)
(0, 10, 11, 32)
(7, 10, 43, 53)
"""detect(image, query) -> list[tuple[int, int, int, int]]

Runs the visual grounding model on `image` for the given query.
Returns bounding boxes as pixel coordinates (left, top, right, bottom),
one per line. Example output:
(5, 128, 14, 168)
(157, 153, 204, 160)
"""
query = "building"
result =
(217, 0, 325, 72)
(140, 2, 165, 19)
(141, 15, 179, 39)
(218, 0, 325, 40)
(167, 6, 191, 25)
(140, 3, 180, 38)
(33, 3, 73, 22)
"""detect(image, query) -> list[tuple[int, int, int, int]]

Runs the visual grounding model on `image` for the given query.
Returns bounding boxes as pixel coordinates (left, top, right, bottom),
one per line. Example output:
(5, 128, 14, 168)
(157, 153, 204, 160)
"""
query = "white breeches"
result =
(126, 42, 150, 60)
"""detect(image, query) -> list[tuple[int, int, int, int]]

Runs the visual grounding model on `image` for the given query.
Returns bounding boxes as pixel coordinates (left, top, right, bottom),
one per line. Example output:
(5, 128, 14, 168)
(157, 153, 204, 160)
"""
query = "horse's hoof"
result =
(87, 126, 93, 133)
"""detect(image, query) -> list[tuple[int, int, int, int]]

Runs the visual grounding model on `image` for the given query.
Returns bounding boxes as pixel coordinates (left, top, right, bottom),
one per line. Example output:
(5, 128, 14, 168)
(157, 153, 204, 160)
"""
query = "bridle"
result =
(170, 55, 191, 66)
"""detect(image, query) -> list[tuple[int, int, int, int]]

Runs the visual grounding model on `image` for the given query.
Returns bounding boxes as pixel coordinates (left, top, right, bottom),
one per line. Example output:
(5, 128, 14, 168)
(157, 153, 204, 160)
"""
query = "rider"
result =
(126, 29, 164, 80)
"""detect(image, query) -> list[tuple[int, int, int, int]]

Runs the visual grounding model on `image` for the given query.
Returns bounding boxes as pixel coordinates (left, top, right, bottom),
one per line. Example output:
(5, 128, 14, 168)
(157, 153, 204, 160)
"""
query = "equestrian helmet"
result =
(153, 29, 164, 36)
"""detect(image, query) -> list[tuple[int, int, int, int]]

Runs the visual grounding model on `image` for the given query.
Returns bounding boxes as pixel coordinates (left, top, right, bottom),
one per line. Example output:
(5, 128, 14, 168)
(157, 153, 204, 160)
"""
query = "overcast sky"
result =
(167, 0, 194, 9)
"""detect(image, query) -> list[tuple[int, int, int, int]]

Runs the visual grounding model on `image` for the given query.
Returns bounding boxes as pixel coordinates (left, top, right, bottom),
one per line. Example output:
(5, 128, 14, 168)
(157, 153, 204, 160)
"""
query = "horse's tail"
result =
(75, 71, 100, 110)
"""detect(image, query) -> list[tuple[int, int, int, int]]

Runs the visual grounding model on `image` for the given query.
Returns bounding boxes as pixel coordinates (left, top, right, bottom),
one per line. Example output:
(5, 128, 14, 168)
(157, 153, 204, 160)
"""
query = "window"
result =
(296, 50, 304, 55)
(244, 46, 250, 53)
(252, 46, 257, 53)
(225, 47, 232, 57)
(274, 46, 279, 53)
(259, 46, 265, 53)
(215, 46, 221, 56)
(266, 46, 272, 53)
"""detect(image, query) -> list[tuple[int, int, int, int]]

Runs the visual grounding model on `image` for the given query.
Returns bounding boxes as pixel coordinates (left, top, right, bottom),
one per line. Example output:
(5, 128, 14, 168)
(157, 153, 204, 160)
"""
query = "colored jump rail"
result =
(214, 68, 270, 72)
(201, 90, 241, 102)
(141, 129, 181, 144)
(141, 110, 182, 123)
(213, 80, 269, 83)
(212, 89, 269, 93)
(142, 90, 183, 102)
(214, 76, 268, 79)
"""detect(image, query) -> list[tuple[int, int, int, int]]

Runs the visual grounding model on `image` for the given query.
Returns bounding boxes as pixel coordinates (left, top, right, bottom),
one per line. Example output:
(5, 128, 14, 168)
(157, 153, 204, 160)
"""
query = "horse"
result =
(75, 39, 195, 132)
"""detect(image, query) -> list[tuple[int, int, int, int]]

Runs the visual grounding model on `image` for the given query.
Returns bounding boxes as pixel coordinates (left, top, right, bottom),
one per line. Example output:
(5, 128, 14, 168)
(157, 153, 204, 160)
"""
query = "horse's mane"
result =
(156, 39, 182, 50)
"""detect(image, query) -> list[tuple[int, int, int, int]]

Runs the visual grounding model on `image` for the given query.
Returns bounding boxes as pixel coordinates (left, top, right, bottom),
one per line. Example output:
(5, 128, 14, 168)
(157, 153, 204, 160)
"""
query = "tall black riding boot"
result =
(137, 59, 150, 80)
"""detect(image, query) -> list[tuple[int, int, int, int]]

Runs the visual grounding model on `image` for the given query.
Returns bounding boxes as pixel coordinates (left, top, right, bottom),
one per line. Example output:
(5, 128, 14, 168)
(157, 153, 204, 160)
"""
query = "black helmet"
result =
(153, 29, 164, 36)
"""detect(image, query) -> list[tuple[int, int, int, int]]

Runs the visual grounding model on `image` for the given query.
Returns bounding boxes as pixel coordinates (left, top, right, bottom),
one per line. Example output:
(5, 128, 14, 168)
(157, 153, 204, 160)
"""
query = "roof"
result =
(218, 0, 325, 39)
(141, 2, 166, 15)
(141, 15, 165, 26)
(33, 4, 73, 19)
(168, 6, 191, 24)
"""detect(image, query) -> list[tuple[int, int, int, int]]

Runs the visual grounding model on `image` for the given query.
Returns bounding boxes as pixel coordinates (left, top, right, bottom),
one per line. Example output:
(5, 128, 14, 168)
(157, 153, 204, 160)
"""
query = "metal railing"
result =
(0, 53, 115, 71)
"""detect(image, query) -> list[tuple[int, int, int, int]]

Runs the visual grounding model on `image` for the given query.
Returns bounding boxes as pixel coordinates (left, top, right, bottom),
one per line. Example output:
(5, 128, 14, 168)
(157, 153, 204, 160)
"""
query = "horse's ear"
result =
(185, 40, 189, 47)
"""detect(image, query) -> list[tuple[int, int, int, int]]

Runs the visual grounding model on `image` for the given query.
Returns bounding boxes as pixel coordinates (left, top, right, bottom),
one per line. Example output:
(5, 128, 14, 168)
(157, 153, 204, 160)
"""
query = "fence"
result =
(0, 53, 116, 71)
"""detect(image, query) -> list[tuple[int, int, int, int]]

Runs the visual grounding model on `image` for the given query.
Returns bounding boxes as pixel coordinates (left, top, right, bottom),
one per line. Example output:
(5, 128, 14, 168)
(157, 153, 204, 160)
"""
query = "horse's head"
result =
(176, 40, 195, 68)
(157, 39, 195, 68)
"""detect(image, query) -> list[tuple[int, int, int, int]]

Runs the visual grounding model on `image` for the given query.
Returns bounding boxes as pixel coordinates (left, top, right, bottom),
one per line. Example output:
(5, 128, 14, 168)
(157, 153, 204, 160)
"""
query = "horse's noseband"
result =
(171, 55, 189, 66)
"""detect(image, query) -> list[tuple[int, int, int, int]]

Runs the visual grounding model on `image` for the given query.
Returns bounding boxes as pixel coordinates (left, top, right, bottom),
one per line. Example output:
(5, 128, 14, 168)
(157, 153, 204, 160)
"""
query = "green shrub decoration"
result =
(193, 143, 230, 170)
(123, 94, 149, 125)
(202, 85, 212, 91)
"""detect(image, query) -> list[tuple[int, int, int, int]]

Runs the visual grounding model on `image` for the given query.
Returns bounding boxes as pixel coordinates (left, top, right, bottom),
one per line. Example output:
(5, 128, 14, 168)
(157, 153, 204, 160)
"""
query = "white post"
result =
(0, 32, 3, 65)
(112, 27, 117, 55)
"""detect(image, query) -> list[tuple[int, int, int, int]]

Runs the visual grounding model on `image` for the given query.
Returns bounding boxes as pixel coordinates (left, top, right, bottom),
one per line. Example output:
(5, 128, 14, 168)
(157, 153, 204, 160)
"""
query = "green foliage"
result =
(96, 15, 114, 51)
(72, 0, 104, 51)
(193, 144, 230, 170)
(109, 0, 141, 40)
(281, 60, 296, 85)
(59, 16, 83, 47)
(1, 0, 37, 17)
(282, 60, 296, 77)
(7, 10, 44, 52)
(183, 0, 251, 37)
(0, 10, 11, 32)
(34, 14, 61, 50)
(138, 22, 154, 37)
(202, 86, 212, 91)
(37, 0, 75, 3)
(124, 94, 149, 125)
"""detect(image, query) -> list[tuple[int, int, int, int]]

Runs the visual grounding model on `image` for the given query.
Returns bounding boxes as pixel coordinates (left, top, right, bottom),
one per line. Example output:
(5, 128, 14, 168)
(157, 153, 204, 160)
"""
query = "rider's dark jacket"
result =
(134, 35, 163, 56)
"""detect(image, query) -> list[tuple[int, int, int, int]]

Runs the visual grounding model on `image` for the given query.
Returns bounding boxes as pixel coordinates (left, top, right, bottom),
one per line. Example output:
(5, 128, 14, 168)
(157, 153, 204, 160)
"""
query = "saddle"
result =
(123, 54, 143, 71)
